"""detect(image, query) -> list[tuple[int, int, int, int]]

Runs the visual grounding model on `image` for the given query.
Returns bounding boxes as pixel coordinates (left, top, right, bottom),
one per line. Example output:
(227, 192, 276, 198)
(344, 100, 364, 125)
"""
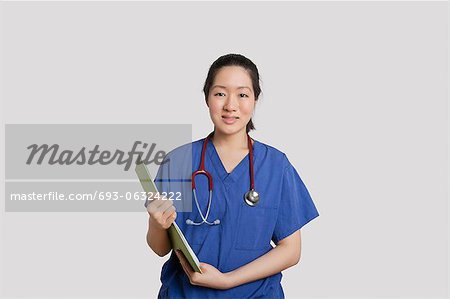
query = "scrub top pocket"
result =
(235, 204, 277, 251)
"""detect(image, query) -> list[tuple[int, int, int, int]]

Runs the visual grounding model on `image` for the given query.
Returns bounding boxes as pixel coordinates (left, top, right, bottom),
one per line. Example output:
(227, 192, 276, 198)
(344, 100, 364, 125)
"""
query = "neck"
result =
(211, 129, 249, 150)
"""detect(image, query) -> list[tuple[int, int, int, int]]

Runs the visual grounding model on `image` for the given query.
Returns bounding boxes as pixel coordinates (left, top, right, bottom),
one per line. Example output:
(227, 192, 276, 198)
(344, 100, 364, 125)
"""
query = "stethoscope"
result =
(186, 132, 260, 226)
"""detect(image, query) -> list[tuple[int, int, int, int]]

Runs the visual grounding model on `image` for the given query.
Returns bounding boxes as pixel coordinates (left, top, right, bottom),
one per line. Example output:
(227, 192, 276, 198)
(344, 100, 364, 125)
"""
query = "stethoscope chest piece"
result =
(244, 189, 260, 207)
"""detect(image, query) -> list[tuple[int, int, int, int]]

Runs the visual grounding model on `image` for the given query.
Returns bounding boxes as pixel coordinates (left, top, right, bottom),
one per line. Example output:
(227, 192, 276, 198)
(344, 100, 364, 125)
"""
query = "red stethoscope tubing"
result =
(191, 132, 255, 191)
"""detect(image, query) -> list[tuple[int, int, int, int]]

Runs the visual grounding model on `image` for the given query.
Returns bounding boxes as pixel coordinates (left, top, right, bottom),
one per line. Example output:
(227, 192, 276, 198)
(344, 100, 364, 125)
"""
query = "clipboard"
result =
(135, 162, 203, 273)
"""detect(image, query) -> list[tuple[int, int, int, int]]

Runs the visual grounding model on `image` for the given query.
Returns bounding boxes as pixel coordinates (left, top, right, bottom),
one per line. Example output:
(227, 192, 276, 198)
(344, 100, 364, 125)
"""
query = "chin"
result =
(214, 125, 246, 136)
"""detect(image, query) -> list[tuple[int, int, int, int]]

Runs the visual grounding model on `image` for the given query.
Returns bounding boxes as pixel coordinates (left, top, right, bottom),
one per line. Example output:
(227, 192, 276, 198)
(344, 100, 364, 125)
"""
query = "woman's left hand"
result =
(175, 250, 234, 290)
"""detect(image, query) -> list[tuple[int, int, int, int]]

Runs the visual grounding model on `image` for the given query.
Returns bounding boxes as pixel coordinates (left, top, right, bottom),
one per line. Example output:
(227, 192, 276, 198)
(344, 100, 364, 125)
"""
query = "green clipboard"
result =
(135, 162, 203, 273)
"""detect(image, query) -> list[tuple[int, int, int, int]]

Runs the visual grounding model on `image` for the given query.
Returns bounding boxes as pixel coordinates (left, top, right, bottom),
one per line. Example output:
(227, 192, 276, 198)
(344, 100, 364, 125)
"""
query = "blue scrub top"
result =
(153, 137, 319, 299)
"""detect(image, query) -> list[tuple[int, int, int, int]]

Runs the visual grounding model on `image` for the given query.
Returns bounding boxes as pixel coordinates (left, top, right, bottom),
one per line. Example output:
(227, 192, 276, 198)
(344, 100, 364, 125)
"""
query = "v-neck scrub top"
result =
(153, 138, 319, 299)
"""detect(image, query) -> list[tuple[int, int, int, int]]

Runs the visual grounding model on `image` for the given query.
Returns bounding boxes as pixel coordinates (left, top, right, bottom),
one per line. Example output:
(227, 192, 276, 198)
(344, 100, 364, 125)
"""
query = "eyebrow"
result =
(212, 85, 252, 91)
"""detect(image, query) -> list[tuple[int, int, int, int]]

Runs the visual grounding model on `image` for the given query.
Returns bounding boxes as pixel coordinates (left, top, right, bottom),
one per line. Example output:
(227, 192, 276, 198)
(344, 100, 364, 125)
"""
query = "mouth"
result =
(221, 115, 239, 124)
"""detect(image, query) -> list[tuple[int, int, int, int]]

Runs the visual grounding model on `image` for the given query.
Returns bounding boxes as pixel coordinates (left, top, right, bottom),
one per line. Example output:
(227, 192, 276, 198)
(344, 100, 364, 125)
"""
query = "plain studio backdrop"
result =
(0, 1, 447, 298)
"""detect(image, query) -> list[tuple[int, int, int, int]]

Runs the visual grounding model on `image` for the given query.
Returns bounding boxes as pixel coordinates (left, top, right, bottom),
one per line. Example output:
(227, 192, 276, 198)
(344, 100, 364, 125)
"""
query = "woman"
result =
(146, 53, 319, 298)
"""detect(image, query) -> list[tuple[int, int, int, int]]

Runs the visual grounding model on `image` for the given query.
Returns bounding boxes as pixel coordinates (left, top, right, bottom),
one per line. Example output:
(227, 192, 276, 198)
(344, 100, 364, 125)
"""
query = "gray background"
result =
(1, 1, 448, 298)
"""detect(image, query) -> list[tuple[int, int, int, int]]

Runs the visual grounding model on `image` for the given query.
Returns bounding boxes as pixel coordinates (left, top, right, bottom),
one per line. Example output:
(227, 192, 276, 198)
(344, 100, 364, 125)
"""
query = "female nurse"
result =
(145, 53, 319, 298)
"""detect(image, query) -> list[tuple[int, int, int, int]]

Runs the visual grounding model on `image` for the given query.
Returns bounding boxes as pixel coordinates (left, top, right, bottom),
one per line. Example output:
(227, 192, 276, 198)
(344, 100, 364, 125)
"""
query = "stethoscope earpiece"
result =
(186, 218, 220, 226)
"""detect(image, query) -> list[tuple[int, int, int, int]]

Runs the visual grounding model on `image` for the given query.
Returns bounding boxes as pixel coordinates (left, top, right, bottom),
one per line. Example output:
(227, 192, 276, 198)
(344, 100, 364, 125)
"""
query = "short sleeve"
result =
(154, 158, 170, 193)
(272, 162, 319, 244)
(148, 150, 191, 212)
(144, 157, 171, 208)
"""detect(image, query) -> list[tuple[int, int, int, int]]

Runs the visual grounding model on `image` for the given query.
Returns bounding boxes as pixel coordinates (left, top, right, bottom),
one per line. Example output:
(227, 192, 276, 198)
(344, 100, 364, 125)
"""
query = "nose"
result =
(223, 94, 238, 112)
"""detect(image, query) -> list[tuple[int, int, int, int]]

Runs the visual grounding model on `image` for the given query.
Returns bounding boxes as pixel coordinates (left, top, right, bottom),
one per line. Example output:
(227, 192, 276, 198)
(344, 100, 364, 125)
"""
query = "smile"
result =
(221, 116, 239, 124)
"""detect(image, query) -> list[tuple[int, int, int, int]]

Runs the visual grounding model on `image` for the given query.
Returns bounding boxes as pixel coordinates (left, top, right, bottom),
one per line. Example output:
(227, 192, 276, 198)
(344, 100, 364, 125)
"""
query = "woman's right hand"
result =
(147, 194, 177, 230)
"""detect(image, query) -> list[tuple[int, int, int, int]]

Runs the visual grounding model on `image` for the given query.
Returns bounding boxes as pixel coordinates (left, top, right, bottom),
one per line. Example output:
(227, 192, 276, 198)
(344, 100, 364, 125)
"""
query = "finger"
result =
(157, 201, 174, 220)
(163, 211, 176, 227)
(177, 250, 194, 275)
(156, 199, 174, 212)
(176, 251, 192, 278)
(150, 200, 173, 217)
(147, 201, 163, 215)
(178, 250, 195, 276)
(149, 195, 168, 209)
(198, 262, 207, 272)
(162, 205, 176, 218)
(176, 249, 187, 266)
(149, 192, 172, 207)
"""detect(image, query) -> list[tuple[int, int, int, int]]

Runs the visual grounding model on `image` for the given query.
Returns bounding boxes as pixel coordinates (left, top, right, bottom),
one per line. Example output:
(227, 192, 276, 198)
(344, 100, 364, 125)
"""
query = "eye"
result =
(214, 92, 226, 97)
(239, 93, 249, 98)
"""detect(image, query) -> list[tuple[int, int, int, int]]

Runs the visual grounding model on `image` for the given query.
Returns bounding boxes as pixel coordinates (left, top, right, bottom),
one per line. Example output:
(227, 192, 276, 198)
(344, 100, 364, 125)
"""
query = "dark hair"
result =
(203, 53, 261, 133)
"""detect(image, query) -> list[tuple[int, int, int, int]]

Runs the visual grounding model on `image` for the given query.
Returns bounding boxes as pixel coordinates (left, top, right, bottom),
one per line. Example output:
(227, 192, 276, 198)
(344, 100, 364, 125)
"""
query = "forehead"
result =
(212, 66, 253, 90)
